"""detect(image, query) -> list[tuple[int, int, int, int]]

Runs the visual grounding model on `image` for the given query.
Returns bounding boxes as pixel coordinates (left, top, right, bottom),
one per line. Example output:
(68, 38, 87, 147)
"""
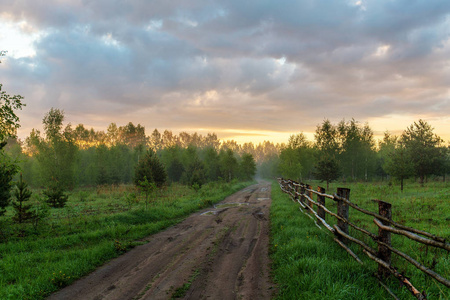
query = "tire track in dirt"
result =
(48, 181, 275, 300)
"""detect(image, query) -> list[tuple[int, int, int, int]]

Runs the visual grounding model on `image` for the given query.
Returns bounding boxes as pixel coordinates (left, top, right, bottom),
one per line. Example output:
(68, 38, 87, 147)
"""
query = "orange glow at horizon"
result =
(15, 116, 450, 147)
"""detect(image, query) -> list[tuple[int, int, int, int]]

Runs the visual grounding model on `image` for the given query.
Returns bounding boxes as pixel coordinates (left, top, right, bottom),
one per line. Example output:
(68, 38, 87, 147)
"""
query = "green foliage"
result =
(401, 119, 444, 185)
(30, 198, 50, 231)
(114, 240, 131, 254)
(50, 271, 71, 288)
(383, 140, 414, 191)
(124, 192, 138, 209)
(0, 84, 25, 145)
(161, 145, 184, 183)
(288, 133, 316, 180)
(118, 122, 148, 149)
(376, 131, 397, 179)
(279, 133, 315, 181)
(379, 121, 446, 189)
(312, 119, 380, 182)
(43, 182, 69, 208)
(95, 144, 111, 185)
(189, 169, 206, 189)
(181, 146, 206, 187)
(186, 158, 206, 188)
(171, 269, 200, 299)
(239, 153, 256, 180)
(338, 119, 376, 181)
(137, 176, 157, 210)
(314, 157, 341, 189)
(219, 149, 238, 182)
(28, 108, 77, 188)
(434, 145, 449, 179)
(134, 149, 167, 188)
(0, 84, 24, 216)
(43, 108, 65, 140)
(278, 147, 302, 182)
(315, 119, 340, 157)
(12, 174, 34, 223)
(167, 157, 185, 182)
(314, 120, 342, 186)
(202, 146, 221, 181)
(191, 182, 201, 192)
(0, 152, 17, 216)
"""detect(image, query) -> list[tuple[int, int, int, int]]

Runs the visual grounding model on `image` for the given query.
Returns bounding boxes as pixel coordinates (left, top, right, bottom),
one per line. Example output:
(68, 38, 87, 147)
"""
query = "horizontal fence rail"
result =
(278, 178, 450, 300)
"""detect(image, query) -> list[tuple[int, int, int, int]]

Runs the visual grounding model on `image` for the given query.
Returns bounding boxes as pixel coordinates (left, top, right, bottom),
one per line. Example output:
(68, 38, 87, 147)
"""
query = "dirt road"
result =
(48, 182, 275, 300)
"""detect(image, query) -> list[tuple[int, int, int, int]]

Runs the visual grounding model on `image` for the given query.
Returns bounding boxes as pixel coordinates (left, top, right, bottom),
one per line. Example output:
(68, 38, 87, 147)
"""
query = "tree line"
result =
(3, 108, 259, 190)
(3, 111, 448, 195)
(274, 119, 449, 190)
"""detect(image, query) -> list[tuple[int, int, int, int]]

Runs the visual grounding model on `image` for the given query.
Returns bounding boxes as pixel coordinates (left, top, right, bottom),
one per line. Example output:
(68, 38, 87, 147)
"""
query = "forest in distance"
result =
(1, 107, 449, 192)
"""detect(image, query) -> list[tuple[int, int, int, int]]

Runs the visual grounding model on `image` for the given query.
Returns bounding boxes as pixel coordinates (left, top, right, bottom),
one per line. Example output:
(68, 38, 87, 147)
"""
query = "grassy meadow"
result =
(270, 179, 449, 300)
(0, 180, 254, 299)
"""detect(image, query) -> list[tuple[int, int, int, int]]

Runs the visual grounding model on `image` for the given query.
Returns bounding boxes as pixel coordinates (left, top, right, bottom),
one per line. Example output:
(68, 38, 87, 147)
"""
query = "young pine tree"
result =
(43, 179, 69, 208)
(12, 174, 34, 223)
(134, 149, 167, 188)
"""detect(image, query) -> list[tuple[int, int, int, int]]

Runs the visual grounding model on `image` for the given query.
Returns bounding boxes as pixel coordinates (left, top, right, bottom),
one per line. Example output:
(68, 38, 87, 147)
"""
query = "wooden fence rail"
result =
(278, 178, 450, 300)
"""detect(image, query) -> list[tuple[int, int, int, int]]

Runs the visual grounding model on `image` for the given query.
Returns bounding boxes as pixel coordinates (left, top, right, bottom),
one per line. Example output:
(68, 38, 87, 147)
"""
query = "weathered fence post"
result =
(374, 199, 392, 278)
(287, 180, 293, 195)
(294, 184, 299, 202)
(336, 188, 350, 244)
(300, 183, 306, 205)
(317, 186, 326, 221)
(306, 184, 313, 209)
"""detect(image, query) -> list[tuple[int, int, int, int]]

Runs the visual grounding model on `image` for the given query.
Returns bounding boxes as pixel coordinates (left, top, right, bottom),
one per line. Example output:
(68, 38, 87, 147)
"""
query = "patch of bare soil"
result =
(48, 182, 275, 300)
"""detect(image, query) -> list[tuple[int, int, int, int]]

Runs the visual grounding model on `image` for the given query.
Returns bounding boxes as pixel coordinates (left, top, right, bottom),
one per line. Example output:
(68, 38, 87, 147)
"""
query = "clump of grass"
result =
(171, 269, 200, 299)
(51, 271, 71, 288)
(114, 240, 131, 254)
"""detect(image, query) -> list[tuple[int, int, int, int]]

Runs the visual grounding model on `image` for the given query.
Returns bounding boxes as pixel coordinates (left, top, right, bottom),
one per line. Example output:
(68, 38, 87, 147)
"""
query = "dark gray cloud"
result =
(1, 0, 449, 141)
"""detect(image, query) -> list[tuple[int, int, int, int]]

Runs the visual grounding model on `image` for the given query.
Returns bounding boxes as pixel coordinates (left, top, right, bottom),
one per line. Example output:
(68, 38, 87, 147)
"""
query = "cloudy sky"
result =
(1, 0, 449, 144)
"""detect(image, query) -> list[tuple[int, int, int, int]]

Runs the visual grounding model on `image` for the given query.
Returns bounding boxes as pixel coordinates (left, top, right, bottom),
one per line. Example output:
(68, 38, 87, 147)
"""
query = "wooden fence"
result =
(278, 178, 450, 300)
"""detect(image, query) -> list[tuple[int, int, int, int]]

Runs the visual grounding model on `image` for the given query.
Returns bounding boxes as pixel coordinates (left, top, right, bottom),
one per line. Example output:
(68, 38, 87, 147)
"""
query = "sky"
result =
(1, 0, 449, 145)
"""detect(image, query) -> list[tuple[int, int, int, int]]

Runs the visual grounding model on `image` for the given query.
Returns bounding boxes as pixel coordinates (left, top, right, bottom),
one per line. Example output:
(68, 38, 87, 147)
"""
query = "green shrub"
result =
(43, 184, 68, 208)
(12, 174, 34, 223)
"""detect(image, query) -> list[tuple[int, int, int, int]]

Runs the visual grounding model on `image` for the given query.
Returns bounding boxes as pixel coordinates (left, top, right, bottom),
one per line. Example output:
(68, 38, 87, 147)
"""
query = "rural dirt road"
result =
(48, 181, 275, 300)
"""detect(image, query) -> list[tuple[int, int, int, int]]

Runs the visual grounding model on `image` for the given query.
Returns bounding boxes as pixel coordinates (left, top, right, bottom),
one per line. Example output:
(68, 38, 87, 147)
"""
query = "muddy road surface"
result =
(48, 181, 275, 300)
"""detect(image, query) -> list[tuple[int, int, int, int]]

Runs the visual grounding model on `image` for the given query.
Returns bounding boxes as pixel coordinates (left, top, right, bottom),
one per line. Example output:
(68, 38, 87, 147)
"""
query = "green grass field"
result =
(270, 179, 449, 300)
(0, 180, 254, 299)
